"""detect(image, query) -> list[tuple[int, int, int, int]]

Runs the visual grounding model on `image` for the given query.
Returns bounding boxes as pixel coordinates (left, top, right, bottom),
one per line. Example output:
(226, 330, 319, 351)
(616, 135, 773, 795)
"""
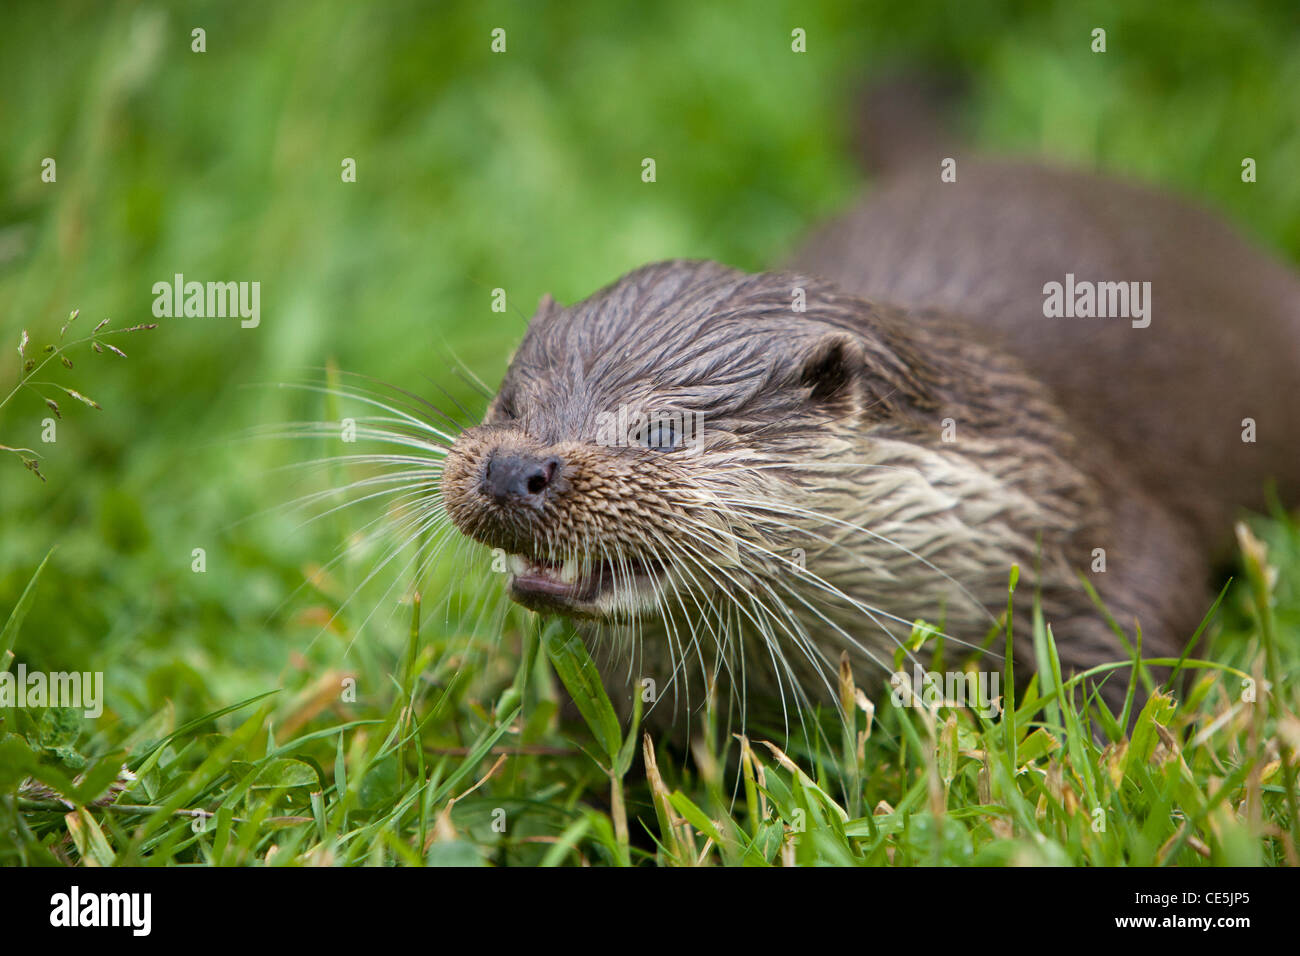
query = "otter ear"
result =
(800, 336, 860, 404)
(798, 335, 891, 419)
(535, 293, 561, 321)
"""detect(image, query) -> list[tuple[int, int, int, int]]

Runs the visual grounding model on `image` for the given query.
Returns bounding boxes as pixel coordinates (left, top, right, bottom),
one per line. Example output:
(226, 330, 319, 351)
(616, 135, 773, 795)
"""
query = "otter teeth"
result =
(506, 553, 583, 585)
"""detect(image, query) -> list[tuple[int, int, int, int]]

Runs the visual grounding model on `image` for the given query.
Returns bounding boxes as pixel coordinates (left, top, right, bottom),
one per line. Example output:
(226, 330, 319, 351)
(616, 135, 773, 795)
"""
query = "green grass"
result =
(2, 0, 1299, 866)
(4, 518, 1298, 866)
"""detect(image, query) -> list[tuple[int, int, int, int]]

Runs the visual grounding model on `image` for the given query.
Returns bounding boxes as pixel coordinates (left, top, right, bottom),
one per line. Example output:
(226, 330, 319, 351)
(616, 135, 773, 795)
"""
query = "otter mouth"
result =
(506, 553, 667, 616)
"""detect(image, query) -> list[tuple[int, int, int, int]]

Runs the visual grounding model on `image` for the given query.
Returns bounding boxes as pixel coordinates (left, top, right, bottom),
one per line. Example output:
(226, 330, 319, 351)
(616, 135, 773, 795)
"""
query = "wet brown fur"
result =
(441, 161, 1300, 727)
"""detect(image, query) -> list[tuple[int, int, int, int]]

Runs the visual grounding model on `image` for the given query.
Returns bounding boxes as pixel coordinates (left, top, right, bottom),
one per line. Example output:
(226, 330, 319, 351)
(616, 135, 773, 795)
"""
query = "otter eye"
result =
(495, 391, 519, 420)
(636, 420, 678, 452)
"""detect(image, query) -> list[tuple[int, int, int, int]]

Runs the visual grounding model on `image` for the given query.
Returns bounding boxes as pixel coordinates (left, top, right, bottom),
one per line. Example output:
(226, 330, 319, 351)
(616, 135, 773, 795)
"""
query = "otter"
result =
(438, 159, 1300, 728)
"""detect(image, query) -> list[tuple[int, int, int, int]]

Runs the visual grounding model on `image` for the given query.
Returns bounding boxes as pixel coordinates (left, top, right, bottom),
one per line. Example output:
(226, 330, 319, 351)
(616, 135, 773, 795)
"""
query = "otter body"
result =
(441, 161, 1300, 725)
(793, 161, 1300, 549)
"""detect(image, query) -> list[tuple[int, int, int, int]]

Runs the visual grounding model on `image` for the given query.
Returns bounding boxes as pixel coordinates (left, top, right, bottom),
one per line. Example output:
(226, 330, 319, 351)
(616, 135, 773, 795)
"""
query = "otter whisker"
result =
(640, 530, 743, 727)
(284, 475, 454, 649)
(717, 494, 1000, 627)
(441, 345, 497, 403)
(653, 503, 938, 660)
(646, 529, 744, 713)
(643, 516, 826, 737)
(638, 501, 936, 741)
(331, 508, 460, 657)
(302, 367, 475, 434)
(252, 423, 453, 457)
(291, 479, 445, 536)
(670, 532, 838, 718)
(267, 494, 453, 647)
(276, 432, 451, 459)
(690, 498, 1000, 657)
(274, 380, 463, 446)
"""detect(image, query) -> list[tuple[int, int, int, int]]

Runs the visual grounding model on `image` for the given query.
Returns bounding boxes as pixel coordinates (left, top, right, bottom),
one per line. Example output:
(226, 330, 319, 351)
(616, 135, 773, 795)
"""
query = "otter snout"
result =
(484, 451, 563, 505)
(441, 420, 697, 619)
(441, 428, 568, 555)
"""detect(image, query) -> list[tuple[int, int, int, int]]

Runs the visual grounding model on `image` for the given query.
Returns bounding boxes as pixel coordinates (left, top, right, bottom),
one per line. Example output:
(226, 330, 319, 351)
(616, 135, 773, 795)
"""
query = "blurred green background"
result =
(3, 0, 1300, 733)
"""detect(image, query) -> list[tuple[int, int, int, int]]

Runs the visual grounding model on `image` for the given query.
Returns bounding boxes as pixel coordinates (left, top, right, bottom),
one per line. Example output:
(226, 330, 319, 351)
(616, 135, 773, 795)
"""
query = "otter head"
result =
(440, 259, 953, 631)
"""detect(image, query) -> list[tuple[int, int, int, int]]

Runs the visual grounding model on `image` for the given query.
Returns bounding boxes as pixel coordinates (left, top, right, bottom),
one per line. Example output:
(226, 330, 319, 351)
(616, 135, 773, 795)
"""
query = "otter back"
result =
(790, 161, 1300, 555)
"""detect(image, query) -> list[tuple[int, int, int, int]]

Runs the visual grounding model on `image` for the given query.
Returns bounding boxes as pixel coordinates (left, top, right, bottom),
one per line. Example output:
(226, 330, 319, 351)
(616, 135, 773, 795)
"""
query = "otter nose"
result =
(485, 452, 561, 503)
